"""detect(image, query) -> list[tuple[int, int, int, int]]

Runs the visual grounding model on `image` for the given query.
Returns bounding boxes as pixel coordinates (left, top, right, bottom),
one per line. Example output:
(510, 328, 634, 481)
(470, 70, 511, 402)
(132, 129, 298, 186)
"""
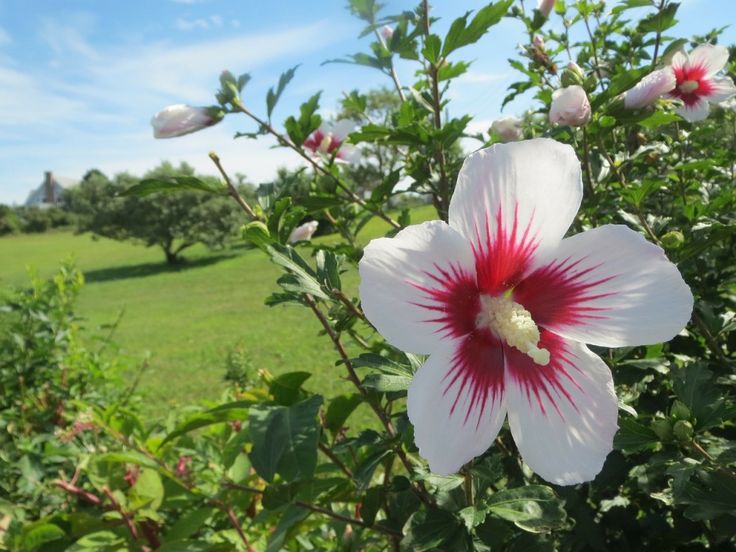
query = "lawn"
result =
(0, 205, 436, 416)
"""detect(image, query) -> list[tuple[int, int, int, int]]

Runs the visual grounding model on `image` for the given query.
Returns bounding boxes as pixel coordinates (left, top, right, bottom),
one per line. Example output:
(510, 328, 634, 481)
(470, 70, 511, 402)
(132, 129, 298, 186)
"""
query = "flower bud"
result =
(561, 61, 585, 87)
(380, 25, 394, 41)
(549, 85, 591, 127)
(151, 105, 223, 139)
(673, 419, 694, 442)
(538, 0, 556, 18)
(533, 34, 545, 50)
(288, 220, 319, 243)
(651, 419, 673, 441)
(491, 116, 523, 142)
(660, 230, 685, 250)
(624, 68, 676, 109)
(670, 399, 691, 420)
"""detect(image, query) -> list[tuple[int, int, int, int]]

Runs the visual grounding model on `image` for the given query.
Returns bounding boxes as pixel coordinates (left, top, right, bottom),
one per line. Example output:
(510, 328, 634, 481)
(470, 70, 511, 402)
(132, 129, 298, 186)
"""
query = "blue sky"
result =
(0, 0, 733, 204)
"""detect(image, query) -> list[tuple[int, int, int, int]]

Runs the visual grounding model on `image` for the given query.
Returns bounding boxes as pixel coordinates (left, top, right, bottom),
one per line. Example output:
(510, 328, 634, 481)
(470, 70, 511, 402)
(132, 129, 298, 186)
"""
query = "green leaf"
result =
(354, 448, 393, 489)
(351, 353, 414, 377)
(266, 244, 328, 300)
(66, 530, 125, 551)
(242, 221, 271, 249)
(486, 485, 566, 532)
(159, 400, 253, 447)
(266, 505, 310, 552)
(673, 364, 726, 430)
(129, 468, 165, 511)
(95, 451, 159, 470)
(120, 176, 223, 197)
(410, 508, 468, 551)
(441, 0, 513, 57)
(638, 2, 679, 34)
(324, 393, 363, 433)
(269, 371, 311, 405)
(638, 110, 679, 129)
(422, 34, 442, 63)
(267, 65, 299, 119)
(18, 521, 66, 552)
(614, 417, 660, 451)
(362, 373, 412, 392)
(164, 507, 217, 541)
(248, 395, 323, 482)
(284, 92, 322, 146)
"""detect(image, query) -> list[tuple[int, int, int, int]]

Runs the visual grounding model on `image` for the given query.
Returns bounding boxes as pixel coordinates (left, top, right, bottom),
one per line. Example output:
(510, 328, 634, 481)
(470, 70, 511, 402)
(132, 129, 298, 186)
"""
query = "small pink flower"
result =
(303, 120, 360, 164)
(175, 456, 192, 478)
(124, 465, 140, 487)
(538, 0, 556, 18)
(667, 44, 736, 122)
(549, 85, 591, 127)
(533, 35, 545, 50)
(491, 116, 523, 142)
(624, 68, 677, 109)
(289, 221, 319, 243)
(380, 25, 394, 41)
(359, 139, 692, 483)
(151, 105, 223, 139)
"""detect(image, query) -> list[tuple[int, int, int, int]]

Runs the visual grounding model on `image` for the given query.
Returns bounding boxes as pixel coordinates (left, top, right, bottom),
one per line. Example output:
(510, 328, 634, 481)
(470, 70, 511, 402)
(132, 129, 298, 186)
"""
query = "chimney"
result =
(44, 171, 55, 204)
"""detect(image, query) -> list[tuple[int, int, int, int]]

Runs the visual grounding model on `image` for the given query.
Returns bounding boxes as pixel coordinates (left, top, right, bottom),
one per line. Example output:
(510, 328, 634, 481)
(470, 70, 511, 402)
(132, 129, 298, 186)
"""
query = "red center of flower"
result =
(304, 130, 342, 155)
(410, 206, 616, 426)
(670, 63, 714, 106)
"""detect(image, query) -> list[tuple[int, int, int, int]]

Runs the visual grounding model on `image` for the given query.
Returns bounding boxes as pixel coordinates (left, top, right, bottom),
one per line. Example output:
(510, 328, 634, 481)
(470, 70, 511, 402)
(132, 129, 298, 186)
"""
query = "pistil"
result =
(477, 294, 550, 365)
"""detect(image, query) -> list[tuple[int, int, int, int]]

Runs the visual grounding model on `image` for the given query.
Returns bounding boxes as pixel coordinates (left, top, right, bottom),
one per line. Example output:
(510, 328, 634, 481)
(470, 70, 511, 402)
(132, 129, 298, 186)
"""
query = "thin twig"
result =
(373, 27, 407, 102)
(209, 152, 258, 220)
(304, 293, 434, 507)
(333, 289, 365, 320)
(319, 442, 354, 478)
(102, 486, 140, 541)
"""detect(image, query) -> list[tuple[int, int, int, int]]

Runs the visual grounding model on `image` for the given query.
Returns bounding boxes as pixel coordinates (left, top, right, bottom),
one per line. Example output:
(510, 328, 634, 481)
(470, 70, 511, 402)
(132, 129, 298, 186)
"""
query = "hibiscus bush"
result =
(12, 0, 736, 550)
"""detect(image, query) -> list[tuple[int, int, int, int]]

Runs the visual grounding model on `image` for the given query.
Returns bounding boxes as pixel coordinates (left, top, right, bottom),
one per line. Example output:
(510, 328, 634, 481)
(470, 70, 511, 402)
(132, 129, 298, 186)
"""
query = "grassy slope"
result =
(0, 205, 436, 415)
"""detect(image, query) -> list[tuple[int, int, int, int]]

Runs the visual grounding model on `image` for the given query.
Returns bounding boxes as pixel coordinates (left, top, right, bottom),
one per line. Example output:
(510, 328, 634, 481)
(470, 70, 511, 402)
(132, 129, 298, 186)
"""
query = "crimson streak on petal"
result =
(443, 329, 505, 427)
(473, 204, 538, 295)
(409, 262, 480, 339)
(505, 330, 583, 418)
(513, 255, 617, 332)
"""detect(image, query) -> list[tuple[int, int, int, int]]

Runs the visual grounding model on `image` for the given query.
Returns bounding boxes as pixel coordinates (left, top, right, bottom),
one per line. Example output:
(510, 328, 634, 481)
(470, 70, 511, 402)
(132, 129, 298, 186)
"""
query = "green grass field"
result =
(0, 206, 436, 416)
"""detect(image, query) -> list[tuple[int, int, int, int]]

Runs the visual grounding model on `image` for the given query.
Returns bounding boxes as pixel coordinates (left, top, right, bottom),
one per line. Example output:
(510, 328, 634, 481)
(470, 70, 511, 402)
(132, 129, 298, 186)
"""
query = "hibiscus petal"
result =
(688, 44, 729, 75)
(676, 97, 710, 122)
(448, 139, 582, 294)
(707, 76, 736, 103)
(359, 220, 477, 354)
(408, 332, 506, 475)
(514, 224, 693, 348)
(505, 331, 617, 485)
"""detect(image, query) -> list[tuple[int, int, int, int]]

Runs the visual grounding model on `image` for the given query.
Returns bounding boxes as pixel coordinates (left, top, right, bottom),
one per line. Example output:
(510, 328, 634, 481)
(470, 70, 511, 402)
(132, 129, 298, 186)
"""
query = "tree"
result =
(64, 162, 247, 264)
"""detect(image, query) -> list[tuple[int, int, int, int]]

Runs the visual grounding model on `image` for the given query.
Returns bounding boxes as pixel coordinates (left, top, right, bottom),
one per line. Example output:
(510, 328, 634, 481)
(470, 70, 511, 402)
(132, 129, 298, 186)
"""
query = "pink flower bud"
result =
(289, 221, 319, 243)
(380, 25, 394, 41)
(624, 68, 676, 109)
(538, 0, 556, 18)
(549, 85, 591, 127)
(151, 104, 223, 139)
(533, 35, 545, 50)
(175, 455, 192, 478)
(491, 116, 523, 142)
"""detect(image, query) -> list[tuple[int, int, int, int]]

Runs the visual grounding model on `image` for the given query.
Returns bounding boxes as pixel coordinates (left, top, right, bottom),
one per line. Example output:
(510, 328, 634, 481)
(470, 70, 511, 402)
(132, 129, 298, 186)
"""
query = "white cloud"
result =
(175, 15, 224, 31)
(0, 17, 349, 203)
(455, 71, 510, 84)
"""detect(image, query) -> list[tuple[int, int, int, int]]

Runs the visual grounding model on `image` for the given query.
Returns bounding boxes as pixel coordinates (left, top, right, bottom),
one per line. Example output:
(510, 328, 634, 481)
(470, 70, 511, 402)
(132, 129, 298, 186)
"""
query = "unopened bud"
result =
(670, 399, 691, 420)
(673, 420, 694, 442)
(651, 419, 673, 441)
(660, 231, 685, 250)
(561, 61, 585, 87)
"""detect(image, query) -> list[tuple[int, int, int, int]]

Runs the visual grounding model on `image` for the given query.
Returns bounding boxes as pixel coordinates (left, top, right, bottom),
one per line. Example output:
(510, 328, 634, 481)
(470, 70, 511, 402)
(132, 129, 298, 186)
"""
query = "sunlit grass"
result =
(0, 205, 437, 417)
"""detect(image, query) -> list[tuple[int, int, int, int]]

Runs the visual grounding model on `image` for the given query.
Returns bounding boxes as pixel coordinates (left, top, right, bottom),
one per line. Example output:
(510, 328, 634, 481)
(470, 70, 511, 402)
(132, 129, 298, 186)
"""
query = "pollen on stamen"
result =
(679, 80, 699, 94)
(477, 294, 550, 366)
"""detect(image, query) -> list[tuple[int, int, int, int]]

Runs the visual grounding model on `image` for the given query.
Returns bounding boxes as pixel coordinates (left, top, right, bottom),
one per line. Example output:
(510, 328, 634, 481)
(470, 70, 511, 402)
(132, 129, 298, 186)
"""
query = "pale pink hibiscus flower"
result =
(151, 104, 223, 139)
(303, 120, 360, 164)
(667, 44, 736, 122)
(359, 139, 692, 485)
